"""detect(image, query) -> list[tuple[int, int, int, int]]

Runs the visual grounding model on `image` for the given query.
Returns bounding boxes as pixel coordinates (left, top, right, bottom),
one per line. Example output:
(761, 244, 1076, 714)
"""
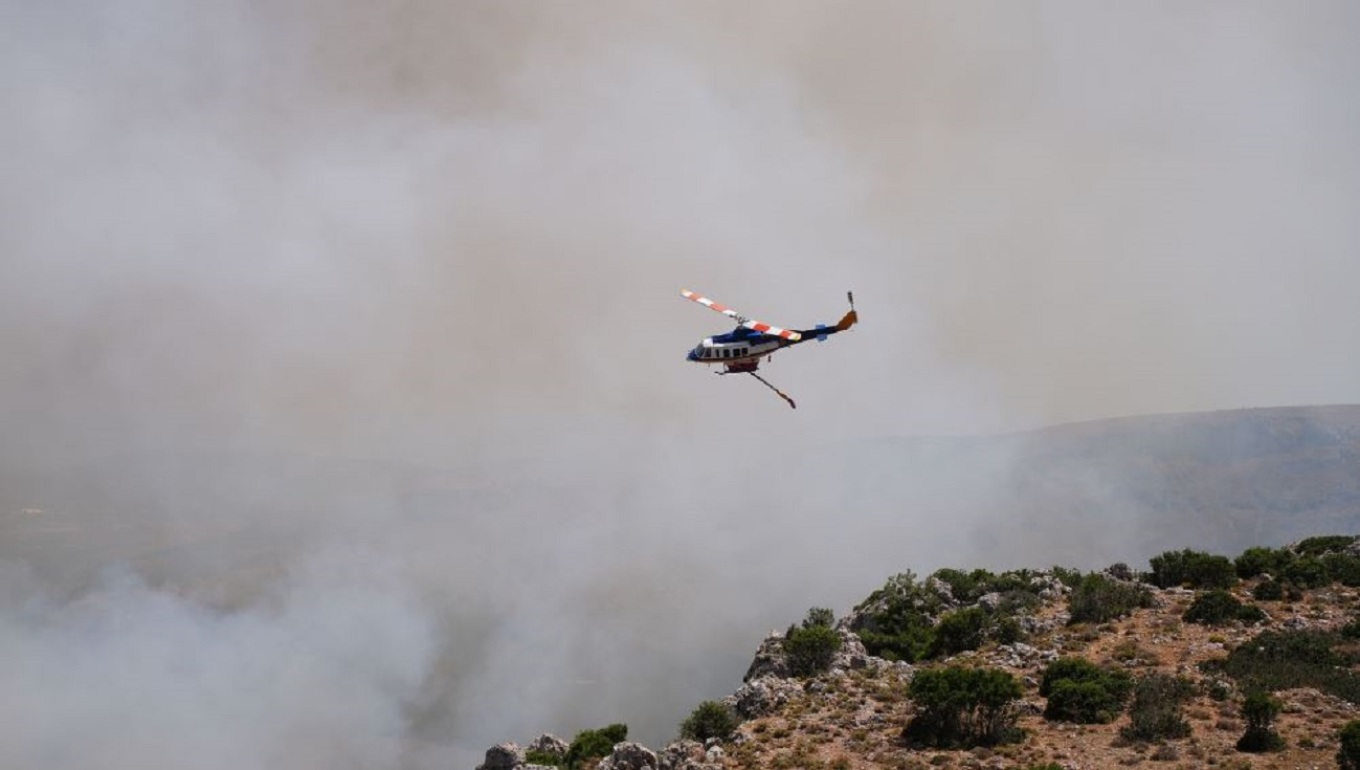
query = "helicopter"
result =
(681, 289, 858, 409)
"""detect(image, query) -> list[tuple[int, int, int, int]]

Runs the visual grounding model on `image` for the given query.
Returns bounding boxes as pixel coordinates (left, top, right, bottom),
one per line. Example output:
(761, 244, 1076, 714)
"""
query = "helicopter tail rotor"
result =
(833, 290, 858, 331)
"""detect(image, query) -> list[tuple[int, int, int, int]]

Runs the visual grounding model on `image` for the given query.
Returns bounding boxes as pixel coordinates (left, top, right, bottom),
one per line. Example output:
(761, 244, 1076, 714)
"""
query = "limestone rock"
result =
(977, 591, 1004, 612)
(831, 628, 870, 671)
(596, 741, 657, 770)
(527, 734, 568, 761)
(476, 743, 524, 770)
(924, 575, 957, 607)
(656, 740, 721, 770)
(726, 675, 804, 719)
(742, 629, 791, 681)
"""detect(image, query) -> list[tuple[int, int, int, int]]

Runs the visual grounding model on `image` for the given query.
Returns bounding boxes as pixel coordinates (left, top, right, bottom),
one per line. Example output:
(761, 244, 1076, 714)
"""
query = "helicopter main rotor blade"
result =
(680, 289, 801, 340)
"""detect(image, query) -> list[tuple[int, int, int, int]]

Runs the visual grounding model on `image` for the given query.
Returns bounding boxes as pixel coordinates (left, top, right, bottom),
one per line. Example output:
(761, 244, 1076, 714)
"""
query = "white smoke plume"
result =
(2, 2, 1358, 767)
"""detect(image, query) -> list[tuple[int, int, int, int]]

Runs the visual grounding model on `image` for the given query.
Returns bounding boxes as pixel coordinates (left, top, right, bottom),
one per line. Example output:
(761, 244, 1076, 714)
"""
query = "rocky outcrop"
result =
(743, 626, 871, 683)
(527, 734, 568, 762)
(741, 630, 791, 681)
(726, 674, 805, 719)
(595, 741, 657, 770)
(476, 743, 524, 770)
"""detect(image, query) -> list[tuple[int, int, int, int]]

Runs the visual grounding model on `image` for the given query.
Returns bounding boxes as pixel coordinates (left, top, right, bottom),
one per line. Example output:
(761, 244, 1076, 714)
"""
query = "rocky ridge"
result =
(474, 545, 1360, 770)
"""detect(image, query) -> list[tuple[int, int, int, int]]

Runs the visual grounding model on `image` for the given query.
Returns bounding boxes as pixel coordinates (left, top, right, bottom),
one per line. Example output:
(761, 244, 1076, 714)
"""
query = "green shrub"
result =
(858, 625, 931, 663)
(1183, 590, 1242, 625)
(524, 750, 563, 768)
(1208, 629, 1360, 704)
(1239, 629, 1340, 666)
(784, 623, 841, 677)
(564, 724, 627, 769)
(905, 666, 1024, 748)
(929, 607, 989, 658)
(1235, 691, 1284, 752)
(1235, 546, 1295, 579)
(1296, 535, 1357, 556)
(1050, 566, 1084, 588)
(1342, 618, 1360, 640)
(854, 572, 939, 662)
(1341, 720, 1360, 770)
(927, 568, 1044, 605)
(1068, 573, 1155, 624)
(1120, 673, 1194, 742)
(1282, 556, 1330, 589)
(679, 700, 739, 742)
(803, 607, 835, 629)
(997, 589, 1042, 615)
(1046, 680, 1124, 725)
(1149, 549, 1237, 589)
(1105, 562, 1136, 582)
(1323, 552, 1360, 587)
(1183, 590, 1267, 626)
(1252, 579, 1284, 601)
(1040, 657, 1132, 724)
(931, 568, 984, 603)
(1236, 603, 1267, 624)
(992, 615, 1024, 645)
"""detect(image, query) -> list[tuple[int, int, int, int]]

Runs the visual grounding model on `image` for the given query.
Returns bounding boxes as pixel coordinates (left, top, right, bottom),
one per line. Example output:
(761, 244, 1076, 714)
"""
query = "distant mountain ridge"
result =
(839, 405, 1360, 569)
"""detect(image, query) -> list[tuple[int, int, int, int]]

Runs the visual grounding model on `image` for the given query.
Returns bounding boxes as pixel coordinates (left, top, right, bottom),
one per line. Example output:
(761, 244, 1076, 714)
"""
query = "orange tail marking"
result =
(836, 310, 858, 332)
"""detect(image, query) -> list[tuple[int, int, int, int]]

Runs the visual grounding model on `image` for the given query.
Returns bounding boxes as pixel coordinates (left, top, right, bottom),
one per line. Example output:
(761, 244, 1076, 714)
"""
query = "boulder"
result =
(657, 740, 712, 770)
(476, 743, 524, 770)
(596, 741, 657, 770)
(742, 630, 791, 681)
(726, 675, 804, 719)
(830, 628, 870, 671)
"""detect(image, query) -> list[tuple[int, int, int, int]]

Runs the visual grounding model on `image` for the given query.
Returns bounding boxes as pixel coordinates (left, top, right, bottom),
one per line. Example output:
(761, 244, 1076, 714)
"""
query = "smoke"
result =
(2, 1, 1358, 767)
(0, 553, 434, 769)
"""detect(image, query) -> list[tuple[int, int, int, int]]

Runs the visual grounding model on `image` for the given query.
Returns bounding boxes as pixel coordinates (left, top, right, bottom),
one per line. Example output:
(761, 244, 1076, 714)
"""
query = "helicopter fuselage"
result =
(686, 326, 795, 372)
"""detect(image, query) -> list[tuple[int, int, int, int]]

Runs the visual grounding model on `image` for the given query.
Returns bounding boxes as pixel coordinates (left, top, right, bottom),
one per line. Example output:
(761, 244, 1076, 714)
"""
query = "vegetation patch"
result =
(1149, 549, 1237, 589)
(680, 700, 739, 743)
(563, 724, 628, 770)
(1295, 534, 1358, 556)
(1206, 629, 1360, 703)
(1341, 720, 1360, 770)
(1251, 578, 1284, 601)
(1235, 691, 1285, 753)
(784, 608, 842, 677)
(1182, 589, 1266, 626)
(1120, 673, 1195, 742)
(1068, 573, 1155, 624)
(1234, 546, 1296, 579)
(1039, 657, 1132, 724)
(904, 666, 1024, 748)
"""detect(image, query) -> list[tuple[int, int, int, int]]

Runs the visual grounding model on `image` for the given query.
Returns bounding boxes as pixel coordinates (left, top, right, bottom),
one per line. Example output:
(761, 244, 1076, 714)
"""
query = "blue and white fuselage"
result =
(687, 326, 786, 373)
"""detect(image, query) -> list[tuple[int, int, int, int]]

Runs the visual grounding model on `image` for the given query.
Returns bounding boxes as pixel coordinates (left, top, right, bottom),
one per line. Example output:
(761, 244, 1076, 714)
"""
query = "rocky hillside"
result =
(474, 536, 1360, 770)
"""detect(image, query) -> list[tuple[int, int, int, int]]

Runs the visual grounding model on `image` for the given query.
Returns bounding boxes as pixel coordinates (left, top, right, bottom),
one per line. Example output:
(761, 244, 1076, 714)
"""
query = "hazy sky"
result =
(2, 2, 1358, 767)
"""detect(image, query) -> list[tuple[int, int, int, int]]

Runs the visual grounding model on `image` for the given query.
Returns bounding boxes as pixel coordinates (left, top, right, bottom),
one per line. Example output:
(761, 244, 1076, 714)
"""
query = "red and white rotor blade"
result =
(680, 289, 801, 341)
(680, 289, 742, 322)
(744, 319, 800, 340)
